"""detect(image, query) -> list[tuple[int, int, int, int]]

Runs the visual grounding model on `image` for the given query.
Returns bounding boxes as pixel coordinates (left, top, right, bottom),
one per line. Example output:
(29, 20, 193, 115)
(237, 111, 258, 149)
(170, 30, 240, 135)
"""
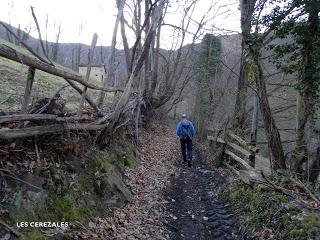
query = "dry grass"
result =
(0, 39, 113, 112)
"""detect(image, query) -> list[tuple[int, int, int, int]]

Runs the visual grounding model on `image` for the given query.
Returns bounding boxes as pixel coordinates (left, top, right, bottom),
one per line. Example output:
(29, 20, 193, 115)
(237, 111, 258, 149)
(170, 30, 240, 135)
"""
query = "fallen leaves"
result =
(72, 121, 179, 239)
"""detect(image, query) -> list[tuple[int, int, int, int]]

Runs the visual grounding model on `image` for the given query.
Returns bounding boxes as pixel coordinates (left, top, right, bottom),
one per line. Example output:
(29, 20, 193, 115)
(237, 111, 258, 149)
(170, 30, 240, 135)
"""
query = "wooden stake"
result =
(78, 33, 98, 114)
(21, 67, 36, 113)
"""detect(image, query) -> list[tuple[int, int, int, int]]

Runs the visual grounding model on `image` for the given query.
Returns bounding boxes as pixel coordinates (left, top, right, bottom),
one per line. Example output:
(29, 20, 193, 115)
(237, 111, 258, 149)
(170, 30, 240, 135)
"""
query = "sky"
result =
(0, 0, 241, 48)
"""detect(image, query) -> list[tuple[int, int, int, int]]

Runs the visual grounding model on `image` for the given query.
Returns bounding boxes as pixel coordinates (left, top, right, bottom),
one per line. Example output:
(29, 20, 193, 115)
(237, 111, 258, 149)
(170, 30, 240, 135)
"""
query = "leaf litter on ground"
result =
(69, 121, 179, 239)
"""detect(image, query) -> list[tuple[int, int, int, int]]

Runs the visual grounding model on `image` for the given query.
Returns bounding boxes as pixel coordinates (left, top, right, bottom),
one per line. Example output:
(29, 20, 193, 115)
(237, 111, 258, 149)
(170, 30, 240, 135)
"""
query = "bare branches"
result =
(129, 0, 160, 73)
(30, 6, 53, 65)
(64, 78, 101, 114)
(78, 33, 98, 114)
(0, 21, 50, 64)
(120, 8, 131, 75)
(96, 0, 167, 147)
(98, 0, 126, 108)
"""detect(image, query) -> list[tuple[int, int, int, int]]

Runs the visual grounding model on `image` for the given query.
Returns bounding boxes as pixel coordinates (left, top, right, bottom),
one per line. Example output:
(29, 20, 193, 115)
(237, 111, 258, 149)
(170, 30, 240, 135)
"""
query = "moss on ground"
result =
(19, 230, 72, 240)
(1, 129, 135, 237)
(94, 154, 111, 173)
(222, 180, 320, 239)
(93, 178, 108, 196)
(49, 195, 80, 221)
(288, 213, 320, 240)
(45, 186, 93, 222)
(116, 153, 133, 169)
(19, 231, 48, 240)
(115, 145, 135, 170)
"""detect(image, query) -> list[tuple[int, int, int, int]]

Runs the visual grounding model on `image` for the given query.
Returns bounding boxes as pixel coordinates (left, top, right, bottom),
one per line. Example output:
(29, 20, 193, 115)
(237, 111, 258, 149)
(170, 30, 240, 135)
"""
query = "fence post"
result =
(21, 67, 36, 113)
(249, 146, 256, 168)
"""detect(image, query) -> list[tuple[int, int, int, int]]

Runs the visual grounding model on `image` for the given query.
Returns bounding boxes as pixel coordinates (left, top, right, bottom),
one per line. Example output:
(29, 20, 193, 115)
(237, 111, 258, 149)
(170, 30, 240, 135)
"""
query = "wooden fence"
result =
(207, 128, 271, 176)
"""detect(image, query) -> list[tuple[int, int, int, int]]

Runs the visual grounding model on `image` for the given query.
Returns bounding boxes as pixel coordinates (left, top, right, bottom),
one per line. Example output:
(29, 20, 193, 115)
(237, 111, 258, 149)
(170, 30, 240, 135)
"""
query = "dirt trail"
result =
(167, 149, 240, 240)
(74, 122, 240, 239)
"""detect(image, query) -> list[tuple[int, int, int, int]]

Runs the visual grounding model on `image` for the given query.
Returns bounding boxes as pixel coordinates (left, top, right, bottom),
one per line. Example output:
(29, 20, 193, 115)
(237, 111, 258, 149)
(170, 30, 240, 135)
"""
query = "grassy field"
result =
(0, 39, 113, 112)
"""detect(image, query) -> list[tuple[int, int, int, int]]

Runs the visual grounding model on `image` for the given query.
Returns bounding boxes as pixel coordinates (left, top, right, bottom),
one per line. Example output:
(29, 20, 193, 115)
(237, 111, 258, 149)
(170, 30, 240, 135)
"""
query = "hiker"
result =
(176, 114, 195, 167)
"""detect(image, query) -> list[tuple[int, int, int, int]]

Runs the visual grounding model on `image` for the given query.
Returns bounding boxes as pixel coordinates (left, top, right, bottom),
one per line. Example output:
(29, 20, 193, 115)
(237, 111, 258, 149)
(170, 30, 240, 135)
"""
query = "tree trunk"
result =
(0, 123, 107, 139)
(97, 0, 126, 108)
(96, 0, 166, 148)
(232, 0, 257, 131)
(30, 6, 52, 64)
(307, 126, 320, 182)
(78, 33, 98, 114)
(150, 15, 162, 96)
(120, 10, 131, 75)
(45, 15, 49, 54)
(143, 0, 151, 99)
(291, 95, 309, 173)
(232, 45, 248, 130)
(291, 1, 320, 179)
(52, 23, 62, 62)
(76, 43, 81, 72)
(255, 52, 286, 169)
(71, 47, 76, 70)
(16, 24, 21, 43)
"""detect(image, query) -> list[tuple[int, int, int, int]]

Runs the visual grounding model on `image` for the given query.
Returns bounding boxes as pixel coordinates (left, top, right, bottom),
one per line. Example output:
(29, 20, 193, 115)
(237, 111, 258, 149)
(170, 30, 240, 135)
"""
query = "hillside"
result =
(0, 22, 299, 157)
(0, 38, 112, 112)
(0, 22, 113, 68)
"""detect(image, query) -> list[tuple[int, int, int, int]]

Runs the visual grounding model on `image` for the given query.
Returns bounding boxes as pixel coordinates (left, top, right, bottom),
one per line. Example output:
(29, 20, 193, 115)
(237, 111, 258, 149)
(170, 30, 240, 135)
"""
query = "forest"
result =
(0, 0, 319, 239)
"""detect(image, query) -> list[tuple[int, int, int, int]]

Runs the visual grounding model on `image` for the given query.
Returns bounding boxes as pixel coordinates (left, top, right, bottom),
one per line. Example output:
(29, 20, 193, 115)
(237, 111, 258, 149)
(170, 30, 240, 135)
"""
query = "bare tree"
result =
(231, 0, 257, 131)
(120, 5, 131, 75)
(45, 14, 49, 54)
(290, 0, 320, 180)
(97, 0, 126, 108)
(30, 6, 53, 65)
(51, 21, 62, 62)
(96, 0, 167, 147)
(150, 0, 208, 110)
(75, 24, 84, 72)
(78, 33, 98, 114)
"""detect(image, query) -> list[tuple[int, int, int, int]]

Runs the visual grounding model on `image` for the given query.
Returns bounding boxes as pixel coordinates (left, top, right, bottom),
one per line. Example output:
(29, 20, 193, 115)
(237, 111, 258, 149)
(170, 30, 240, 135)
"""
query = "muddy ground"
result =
(167, 148, 240, 240)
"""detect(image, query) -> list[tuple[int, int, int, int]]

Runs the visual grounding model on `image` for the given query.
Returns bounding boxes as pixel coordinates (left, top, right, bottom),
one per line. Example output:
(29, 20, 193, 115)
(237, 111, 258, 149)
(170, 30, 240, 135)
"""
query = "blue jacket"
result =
(176, 119, 195, 138)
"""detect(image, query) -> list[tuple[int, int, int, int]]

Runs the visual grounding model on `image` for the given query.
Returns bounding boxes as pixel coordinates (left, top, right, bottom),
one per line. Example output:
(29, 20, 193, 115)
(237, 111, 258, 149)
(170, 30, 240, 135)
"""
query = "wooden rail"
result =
(0, 123, 107, 139)
(207, 129, 271, 174)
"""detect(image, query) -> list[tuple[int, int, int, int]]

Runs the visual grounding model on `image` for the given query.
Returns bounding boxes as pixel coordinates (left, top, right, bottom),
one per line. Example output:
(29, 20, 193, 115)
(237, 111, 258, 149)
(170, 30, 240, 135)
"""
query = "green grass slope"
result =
(0, 38, 112, 112)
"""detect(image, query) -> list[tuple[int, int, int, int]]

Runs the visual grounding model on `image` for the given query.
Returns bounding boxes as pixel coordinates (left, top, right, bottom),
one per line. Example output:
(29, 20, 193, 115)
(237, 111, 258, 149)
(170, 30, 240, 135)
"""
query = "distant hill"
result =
(0, 22, 122, 70)
(0, 22, 243, 73)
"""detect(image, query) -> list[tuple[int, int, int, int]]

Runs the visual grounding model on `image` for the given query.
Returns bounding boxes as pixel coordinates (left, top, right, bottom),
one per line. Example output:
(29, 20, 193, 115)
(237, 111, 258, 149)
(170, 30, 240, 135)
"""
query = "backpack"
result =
(181, 119, 191, 139)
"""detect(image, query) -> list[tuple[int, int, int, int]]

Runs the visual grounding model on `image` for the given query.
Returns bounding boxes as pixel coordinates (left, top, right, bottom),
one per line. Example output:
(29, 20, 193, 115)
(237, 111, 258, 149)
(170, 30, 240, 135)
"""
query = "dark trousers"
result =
(180, 138, 192, 162)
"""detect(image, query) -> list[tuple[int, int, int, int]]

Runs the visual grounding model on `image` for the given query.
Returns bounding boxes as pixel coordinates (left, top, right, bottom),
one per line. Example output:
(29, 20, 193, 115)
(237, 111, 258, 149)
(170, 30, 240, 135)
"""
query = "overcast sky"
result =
(0, 0, 241, 48)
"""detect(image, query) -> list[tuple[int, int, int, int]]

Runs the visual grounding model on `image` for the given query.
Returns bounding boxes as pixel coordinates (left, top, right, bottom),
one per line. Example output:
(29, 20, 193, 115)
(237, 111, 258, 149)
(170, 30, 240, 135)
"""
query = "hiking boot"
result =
(188, 161, 192, 168)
